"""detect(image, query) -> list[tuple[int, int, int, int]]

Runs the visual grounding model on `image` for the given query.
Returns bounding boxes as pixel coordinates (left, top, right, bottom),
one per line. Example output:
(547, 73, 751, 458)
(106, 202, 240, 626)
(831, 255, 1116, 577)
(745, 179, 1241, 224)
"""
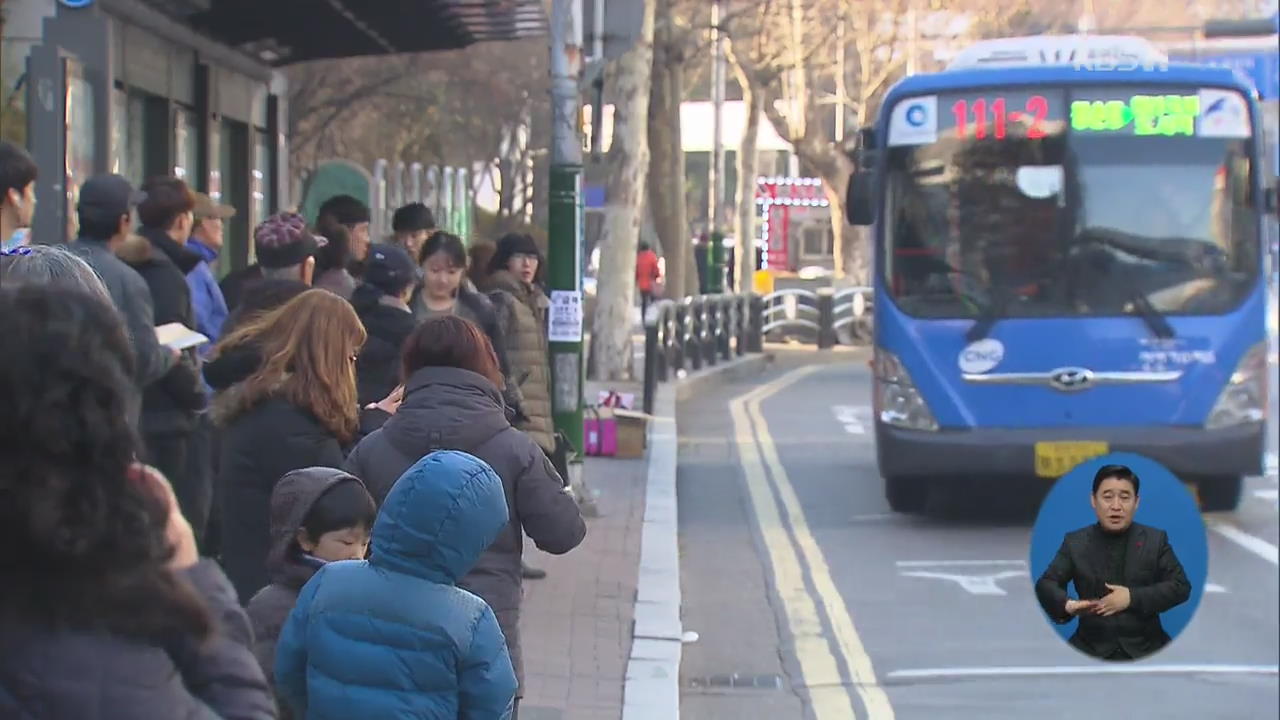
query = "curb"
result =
(621, 353, 774, 720)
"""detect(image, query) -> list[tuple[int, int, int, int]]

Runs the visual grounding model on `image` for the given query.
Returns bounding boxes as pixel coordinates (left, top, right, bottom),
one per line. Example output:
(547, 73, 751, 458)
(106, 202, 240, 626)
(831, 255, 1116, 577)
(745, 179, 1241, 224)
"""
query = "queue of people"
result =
(0, 139, 586, 720)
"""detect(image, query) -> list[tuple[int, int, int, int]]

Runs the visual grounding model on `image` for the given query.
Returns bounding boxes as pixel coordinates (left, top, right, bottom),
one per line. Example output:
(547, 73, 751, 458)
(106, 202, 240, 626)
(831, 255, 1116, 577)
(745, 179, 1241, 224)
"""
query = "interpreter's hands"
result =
(1093, 584, 1132, 616)
(129, 463, 199, 571)
(373, 384, 404, 415)
(1064, 598, 1097, 616)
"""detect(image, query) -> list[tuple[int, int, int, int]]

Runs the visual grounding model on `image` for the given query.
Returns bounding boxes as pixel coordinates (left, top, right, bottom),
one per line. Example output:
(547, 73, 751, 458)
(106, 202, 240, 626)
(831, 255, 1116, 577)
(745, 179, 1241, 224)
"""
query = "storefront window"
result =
(0, 36, 33, 146)
(174, 107, 198, 181)
(253, 130, 271, 229)
(111, 88, 128, 177)
(126, 93, 146, 188)
(65, 61, 95, 242)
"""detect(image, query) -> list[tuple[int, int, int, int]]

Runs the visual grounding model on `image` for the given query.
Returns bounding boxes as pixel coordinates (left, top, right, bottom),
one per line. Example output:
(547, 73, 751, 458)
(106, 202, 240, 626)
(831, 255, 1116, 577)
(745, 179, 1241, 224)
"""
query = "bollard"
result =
(643, 316, 659, 416)
(656, 306, 671, 382)
(817, 288, 836, 350)
(747, 294, 764, 352)
(705, 301, 719, 367)
(736, 295, 749, 356)
(718, 299, 732, 360)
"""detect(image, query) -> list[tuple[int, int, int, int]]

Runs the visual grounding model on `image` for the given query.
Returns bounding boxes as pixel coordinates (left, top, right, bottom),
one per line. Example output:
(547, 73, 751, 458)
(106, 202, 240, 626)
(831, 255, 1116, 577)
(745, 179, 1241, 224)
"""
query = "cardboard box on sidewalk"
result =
(598, 407, 648, 459)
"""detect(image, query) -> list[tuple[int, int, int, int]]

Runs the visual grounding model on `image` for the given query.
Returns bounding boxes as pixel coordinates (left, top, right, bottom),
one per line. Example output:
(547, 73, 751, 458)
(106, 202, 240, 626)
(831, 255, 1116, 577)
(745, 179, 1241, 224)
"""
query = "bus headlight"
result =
(1206, 342, 1268, 430)
(873, 348, 939, 431)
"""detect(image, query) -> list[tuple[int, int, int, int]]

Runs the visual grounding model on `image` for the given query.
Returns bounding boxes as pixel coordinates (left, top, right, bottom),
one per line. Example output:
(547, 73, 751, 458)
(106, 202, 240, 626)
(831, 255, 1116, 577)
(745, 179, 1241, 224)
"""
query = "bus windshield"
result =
(883, 86, 1260, 320)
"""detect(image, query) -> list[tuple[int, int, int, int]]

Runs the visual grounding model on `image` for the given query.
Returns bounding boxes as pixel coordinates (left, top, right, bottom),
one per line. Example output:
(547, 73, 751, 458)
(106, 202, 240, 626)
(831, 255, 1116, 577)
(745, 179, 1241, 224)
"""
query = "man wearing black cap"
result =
(351, 243, 418, 407)
(69, 174, 178, 395)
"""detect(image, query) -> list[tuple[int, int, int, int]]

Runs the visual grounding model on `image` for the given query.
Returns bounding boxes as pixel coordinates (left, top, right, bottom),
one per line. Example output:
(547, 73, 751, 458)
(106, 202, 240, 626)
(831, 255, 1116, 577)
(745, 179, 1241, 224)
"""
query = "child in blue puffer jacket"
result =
(275, 450, 517, 719)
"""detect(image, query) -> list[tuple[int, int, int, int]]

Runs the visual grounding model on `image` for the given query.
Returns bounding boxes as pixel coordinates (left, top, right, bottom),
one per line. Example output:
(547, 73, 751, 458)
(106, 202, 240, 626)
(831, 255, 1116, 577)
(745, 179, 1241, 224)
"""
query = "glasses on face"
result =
(512, 253, 538, 264)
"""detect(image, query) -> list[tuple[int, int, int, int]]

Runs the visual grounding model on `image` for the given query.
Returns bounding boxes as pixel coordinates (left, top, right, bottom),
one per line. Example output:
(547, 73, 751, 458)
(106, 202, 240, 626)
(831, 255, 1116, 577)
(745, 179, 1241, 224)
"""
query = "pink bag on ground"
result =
(585, 408, 602, 456)
(585, 407, 619, 457)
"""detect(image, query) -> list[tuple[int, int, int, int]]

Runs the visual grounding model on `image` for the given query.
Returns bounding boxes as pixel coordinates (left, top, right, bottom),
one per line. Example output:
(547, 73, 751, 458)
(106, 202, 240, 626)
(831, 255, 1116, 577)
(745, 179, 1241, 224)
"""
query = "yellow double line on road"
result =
(728, 365, 895, 720)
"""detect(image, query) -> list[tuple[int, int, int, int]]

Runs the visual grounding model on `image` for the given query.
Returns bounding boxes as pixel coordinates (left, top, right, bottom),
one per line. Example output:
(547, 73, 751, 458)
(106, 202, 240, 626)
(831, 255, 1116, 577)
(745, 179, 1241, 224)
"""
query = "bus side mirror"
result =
(846, 172, 877, 226)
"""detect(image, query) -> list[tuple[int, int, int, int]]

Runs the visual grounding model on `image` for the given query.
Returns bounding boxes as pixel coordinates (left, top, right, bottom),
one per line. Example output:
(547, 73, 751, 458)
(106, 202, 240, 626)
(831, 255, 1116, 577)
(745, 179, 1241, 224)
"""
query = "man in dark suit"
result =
(1035, 464, 1192, 661)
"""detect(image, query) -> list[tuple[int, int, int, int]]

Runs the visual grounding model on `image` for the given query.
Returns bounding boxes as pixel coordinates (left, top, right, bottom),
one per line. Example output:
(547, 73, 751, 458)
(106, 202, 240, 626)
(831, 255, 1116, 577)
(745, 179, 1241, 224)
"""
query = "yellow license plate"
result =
(1034, 441, 1110, 478)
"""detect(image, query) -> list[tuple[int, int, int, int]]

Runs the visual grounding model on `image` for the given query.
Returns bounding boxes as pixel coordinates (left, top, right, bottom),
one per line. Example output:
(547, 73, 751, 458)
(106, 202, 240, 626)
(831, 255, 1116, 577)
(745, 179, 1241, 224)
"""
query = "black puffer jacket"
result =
(351, 284, 416, 407)
(0, 559, 277, 720)
(208, 356, 347, 603)
(117, 229, 207, 434)
(205, 348, 386, 603)
(343, 366, 586, 695)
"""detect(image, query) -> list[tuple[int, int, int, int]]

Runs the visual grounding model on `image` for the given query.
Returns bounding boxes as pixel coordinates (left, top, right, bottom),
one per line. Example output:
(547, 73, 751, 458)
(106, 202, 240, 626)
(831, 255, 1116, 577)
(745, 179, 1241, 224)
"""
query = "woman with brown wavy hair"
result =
(211, 288, 370, 601)
(0, 284, 275, 719)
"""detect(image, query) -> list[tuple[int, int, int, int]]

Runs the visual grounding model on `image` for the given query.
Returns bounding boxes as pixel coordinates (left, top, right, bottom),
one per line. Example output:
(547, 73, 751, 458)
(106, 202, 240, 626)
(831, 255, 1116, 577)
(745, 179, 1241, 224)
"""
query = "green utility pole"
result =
(547, 0, 585, 462)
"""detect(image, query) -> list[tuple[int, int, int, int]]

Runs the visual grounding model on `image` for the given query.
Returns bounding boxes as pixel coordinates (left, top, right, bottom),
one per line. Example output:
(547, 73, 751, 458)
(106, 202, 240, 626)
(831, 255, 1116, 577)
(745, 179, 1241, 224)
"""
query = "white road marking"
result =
(1209, 523, 1279, 566)
(832, 405, 869, 435)
(1255, 488, 1278, 508)
(886, 664, 1279, 681)
(734, 369, 894, 719)
(900, 570, 1028, 596)
(896, 560, 1026, 568)
(849, 513, 897, 523)
(1205, 583, 1228, 594)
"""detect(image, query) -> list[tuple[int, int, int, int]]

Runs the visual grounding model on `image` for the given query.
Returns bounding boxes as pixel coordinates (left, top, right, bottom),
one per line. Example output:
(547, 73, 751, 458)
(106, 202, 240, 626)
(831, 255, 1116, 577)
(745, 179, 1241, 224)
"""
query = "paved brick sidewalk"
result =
(519, 451, 648, 720)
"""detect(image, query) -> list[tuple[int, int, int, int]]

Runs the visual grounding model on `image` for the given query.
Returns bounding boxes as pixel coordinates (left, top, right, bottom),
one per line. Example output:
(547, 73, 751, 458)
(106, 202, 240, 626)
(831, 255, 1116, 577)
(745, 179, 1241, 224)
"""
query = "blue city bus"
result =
(846, 36, 1277, 513)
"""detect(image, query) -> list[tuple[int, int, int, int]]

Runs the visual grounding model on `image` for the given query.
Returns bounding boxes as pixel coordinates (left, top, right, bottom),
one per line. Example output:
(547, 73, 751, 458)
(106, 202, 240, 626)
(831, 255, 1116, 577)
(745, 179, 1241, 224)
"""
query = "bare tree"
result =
(589, 0, 656, 381)
(648, 0, 697, 299)
(285, 40, 550, 224)
(727, 0, 1049, 284)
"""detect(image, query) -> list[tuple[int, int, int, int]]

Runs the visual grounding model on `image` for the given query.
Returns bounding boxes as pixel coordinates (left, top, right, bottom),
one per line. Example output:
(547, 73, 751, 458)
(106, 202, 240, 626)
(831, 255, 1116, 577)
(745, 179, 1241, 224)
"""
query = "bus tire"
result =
(1196, 475, 1243, 513)
(885, 476, 929, 514)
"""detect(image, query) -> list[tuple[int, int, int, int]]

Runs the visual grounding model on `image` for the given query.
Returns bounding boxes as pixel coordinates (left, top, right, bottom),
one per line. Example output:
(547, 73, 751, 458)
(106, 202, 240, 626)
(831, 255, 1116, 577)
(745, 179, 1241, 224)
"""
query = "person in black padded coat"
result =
(0, 284, 275, 720)
(352, 243, 418, 407)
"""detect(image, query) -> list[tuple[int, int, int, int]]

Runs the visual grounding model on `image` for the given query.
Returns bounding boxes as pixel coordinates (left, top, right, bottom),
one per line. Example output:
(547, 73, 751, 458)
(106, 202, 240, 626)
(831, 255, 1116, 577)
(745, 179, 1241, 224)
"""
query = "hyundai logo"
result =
(1049, 367, 1094, 392)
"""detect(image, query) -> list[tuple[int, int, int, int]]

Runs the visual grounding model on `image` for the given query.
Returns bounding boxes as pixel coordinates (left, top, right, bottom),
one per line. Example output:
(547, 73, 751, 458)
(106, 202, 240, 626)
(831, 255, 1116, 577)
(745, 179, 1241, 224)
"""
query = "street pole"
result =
(548, 0, 588, 492)
(708, 0, 727, 293)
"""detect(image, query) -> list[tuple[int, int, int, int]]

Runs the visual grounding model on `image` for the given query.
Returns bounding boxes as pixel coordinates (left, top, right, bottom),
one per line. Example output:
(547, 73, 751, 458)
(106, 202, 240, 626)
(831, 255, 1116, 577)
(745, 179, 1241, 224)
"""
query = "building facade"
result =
(4, 0, 285, 274)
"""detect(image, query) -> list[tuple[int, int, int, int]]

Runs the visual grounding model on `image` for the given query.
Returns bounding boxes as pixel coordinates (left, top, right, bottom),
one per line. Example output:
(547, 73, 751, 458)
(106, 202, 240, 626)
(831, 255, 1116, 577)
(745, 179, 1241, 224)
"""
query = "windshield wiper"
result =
(1127, 290, 1176, 340)
(965, 287, 1014, 343)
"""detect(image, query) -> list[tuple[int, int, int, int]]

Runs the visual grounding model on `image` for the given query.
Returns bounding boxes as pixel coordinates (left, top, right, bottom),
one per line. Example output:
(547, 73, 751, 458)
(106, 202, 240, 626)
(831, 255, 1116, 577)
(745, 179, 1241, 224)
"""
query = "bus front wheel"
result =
(1194, 475, 1244, 513)
(885, 476, 929, 514)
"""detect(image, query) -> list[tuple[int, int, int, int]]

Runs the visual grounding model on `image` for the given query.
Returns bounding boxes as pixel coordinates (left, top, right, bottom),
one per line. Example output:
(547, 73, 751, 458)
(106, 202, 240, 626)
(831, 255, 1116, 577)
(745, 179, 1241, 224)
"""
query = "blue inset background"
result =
(1028, 452, 1209, 644)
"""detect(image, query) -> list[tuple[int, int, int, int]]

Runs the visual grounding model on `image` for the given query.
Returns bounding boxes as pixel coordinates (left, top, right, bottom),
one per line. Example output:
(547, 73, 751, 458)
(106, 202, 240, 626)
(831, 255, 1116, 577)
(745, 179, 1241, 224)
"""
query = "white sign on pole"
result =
(548, 289, 584, 342)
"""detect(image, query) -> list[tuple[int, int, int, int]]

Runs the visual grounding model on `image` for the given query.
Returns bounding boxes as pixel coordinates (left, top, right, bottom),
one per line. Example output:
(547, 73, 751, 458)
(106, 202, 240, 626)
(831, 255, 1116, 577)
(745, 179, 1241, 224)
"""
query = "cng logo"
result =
(958, 338, 1004, 374)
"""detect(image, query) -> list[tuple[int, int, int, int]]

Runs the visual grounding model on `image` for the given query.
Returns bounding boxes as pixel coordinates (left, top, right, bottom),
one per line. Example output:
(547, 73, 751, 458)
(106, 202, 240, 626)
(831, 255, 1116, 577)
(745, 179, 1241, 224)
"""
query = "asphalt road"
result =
(678, 349, 1279, 720)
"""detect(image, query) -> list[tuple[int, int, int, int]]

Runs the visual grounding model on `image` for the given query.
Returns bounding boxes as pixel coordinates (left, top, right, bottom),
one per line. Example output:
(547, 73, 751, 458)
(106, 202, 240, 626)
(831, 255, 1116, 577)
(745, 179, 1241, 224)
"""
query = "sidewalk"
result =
(517, 356, 770, 720)
(519, 383, 648, 720)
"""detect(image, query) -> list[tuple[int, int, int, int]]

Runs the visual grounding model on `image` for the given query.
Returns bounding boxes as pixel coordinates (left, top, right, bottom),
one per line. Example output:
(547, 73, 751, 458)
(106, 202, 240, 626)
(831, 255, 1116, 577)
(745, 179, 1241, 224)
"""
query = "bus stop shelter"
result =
(24, 0, 546, 268)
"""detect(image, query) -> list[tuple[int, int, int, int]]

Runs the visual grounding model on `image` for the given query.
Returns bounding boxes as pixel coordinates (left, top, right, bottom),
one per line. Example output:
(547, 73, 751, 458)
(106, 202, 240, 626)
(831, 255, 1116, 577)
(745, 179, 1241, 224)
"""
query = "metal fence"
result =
(642, 295, 761, 414)
(639, 287, 874, 413)
(760, 286, 874, 347)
